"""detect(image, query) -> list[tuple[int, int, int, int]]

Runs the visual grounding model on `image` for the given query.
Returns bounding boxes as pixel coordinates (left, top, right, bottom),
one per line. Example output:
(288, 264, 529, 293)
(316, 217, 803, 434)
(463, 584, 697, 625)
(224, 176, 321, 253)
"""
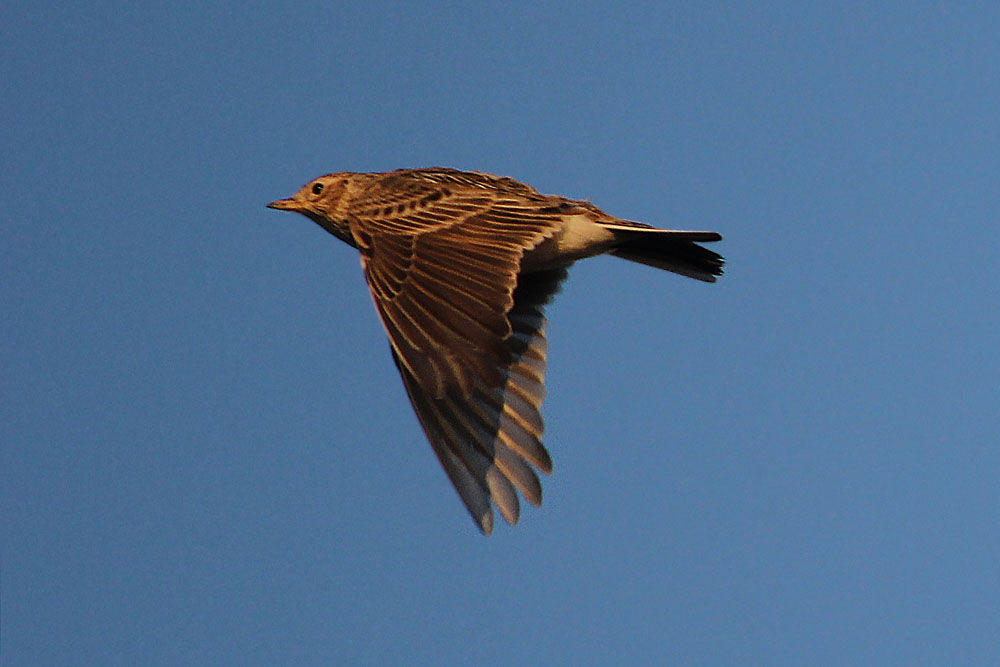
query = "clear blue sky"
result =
(3, 2, 998, 664)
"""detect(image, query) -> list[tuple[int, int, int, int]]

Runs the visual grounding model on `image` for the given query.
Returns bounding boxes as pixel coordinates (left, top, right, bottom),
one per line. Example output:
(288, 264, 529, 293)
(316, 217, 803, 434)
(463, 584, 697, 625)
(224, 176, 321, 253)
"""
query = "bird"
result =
(267, 167, 723, 534)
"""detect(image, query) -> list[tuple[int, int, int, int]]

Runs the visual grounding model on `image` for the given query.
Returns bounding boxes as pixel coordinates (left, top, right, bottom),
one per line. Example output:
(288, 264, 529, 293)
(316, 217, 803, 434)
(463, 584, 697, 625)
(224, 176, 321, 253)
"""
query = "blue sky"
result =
(3, 2, 999, 664)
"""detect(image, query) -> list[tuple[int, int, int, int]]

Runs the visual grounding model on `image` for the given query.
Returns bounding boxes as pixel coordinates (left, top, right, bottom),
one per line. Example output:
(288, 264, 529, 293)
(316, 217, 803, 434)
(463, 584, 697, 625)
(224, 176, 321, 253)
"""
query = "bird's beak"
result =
(267, 198, 298, 211)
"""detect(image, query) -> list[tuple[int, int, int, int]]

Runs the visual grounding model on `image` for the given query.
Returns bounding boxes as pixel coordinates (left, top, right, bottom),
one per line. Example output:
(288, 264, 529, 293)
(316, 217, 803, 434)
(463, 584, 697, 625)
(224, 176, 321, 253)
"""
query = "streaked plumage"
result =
(267, 167, 723, 533)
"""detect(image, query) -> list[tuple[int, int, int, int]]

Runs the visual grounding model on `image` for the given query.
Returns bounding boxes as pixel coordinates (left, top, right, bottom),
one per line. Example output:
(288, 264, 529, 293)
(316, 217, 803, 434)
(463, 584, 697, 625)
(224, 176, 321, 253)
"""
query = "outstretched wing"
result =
(350, 171, 569, 531)
(392, 269, 567, 534)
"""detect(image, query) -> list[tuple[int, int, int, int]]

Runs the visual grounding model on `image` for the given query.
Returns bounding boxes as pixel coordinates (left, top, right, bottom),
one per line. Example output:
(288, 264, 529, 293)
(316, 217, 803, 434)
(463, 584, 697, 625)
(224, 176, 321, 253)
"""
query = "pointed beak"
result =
(267, 198, 298, 211)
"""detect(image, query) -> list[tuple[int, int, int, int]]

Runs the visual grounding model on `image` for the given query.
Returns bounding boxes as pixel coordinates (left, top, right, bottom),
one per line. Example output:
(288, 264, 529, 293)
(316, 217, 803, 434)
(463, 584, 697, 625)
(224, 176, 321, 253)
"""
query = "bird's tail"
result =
(607, 227, 724, 282)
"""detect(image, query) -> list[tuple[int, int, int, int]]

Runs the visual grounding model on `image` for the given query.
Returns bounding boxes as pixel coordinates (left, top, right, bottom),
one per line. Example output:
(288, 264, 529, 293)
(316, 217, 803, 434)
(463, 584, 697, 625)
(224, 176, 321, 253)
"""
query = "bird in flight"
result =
(268, 168, 723, 534)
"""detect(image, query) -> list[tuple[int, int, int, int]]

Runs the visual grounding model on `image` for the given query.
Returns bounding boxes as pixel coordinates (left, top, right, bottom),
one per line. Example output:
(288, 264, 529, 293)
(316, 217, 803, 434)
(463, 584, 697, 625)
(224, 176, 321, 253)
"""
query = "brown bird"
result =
(267, 167, 723, 534)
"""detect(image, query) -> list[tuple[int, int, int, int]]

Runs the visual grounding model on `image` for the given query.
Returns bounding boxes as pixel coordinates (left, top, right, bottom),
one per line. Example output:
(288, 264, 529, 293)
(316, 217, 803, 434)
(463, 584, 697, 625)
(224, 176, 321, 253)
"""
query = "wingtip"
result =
(476, 511, 494, 536)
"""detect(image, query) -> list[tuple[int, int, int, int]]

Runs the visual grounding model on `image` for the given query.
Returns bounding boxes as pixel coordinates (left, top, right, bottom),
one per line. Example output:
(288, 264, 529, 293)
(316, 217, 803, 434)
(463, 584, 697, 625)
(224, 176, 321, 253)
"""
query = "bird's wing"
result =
(349, 175, 569, 532)
(392, 268, 567, 533)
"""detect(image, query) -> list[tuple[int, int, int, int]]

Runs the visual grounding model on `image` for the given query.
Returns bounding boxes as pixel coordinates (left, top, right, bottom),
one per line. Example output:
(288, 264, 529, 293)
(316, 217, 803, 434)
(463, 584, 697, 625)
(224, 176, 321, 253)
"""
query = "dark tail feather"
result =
(610, 230, 724, 282)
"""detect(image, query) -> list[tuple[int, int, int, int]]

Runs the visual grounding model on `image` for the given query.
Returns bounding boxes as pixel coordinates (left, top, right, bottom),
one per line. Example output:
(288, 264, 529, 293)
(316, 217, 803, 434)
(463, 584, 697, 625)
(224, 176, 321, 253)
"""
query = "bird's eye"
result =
(311, 183, 325, 195)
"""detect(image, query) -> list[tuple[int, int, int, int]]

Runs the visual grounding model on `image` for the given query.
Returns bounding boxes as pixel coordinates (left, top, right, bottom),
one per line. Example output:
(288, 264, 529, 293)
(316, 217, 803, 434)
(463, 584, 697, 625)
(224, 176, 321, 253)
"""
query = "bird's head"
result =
(267, 173, 357, 246)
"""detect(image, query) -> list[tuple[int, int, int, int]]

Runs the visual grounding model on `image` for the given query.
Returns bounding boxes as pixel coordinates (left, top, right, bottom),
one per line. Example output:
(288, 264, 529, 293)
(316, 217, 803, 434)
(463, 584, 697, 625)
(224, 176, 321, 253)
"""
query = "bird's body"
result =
(268, 167, 723, 533)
